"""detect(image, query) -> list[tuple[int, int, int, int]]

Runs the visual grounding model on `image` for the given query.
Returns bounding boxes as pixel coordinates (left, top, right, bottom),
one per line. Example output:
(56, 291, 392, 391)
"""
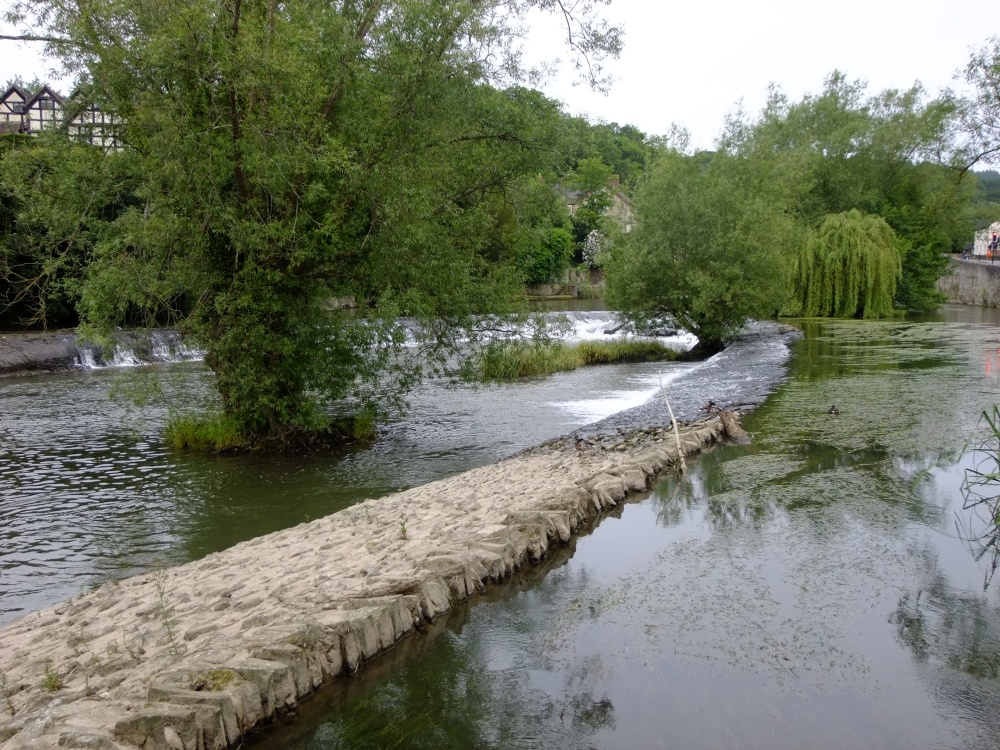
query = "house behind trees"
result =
(0, 84, 120, 151)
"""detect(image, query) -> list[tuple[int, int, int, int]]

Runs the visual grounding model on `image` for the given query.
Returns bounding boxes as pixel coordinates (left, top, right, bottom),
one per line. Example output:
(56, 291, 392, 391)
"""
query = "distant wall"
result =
(937, 257, 1000, 307)
(526, 268, 604, 299)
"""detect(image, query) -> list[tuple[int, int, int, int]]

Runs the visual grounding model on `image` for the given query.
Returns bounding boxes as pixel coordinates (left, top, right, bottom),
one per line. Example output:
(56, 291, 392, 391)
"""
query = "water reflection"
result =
(262, 311, 1000, 750)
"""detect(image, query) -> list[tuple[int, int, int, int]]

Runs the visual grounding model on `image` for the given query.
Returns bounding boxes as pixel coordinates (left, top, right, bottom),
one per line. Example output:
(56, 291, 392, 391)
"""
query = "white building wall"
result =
(974, 222, 1000, 257)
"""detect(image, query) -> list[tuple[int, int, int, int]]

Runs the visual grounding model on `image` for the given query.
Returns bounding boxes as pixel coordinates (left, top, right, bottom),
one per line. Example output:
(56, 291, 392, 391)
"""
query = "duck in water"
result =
(827, 405, 839, 415)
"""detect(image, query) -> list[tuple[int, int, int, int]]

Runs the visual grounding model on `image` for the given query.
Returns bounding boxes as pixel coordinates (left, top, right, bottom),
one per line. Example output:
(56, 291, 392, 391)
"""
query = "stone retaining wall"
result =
(936, 256, 1000, 307)
(0, 418, 731, 750)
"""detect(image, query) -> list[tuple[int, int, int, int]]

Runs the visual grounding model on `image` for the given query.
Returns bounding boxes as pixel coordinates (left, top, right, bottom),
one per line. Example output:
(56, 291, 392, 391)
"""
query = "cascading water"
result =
(73, 329, 204, 369)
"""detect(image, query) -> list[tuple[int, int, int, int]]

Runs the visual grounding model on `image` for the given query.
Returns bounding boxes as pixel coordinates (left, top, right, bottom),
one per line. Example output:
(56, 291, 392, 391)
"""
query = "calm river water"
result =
(254, 307, 1000, 750)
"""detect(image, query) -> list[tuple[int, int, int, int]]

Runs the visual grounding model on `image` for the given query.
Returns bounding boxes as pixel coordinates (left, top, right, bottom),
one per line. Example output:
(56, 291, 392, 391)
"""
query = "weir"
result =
(0, 311, 692, 378)
(0, 330, 199, 376)
(0, 322, 798, 750)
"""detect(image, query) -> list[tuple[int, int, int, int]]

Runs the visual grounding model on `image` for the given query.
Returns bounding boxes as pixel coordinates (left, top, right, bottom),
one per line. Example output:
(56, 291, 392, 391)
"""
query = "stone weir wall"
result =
(936, 256, 1000, 307)
(0, 417, 736, 750)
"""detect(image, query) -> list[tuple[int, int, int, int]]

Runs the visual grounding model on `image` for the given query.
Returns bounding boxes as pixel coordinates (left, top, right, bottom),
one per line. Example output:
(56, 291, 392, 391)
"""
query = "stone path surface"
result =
(0, 418, 731, 750)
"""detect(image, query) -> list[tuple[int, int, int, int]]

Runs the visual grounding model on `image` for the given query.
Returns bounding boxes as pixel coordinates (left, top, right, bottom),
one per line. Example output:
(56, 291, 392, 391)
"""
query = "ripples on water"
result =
(0, 345, 696, 624)
(259, 311, 1000, 750)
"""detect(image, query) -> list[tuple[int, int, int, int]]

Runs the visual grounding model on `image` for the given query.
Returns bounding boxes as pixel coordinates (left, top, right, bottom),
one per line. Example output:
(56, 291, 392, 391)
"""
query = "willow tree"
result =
(794, 210, 902, 319)
(2, 0, 621, 446)
(606, 148, 803, 350)
(721, 73, 969, 313)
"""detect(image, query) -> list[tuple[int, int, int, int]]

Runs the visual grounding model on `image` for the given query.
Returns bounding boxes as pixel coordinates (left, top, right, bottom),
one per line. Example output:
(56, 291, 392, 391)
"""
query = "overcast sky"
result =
(523, 0, 997, 149)
(3, 0, 996, 150)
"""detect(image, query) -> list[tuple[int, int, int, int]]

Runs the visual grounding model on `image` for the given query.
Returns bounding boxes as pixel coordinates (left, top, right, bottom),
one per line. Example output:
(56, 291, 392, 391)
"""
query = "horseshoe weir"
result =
(0, 319, 795, 750)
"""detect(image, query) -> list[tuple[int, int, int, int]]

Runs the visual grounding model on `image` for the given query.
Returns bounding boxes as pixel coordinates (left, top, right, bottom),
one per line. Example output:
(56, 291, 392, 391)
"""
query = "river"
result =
(4, 306, 1000, 748)
(250, 306, 1000, 750)
(0, 308, 698, 624)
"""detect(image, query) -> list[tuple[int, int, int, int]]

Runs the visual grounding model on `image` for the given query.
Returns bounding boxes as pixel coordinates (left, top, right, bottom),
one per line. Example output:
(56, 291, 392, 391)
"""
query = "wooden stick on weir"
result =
(659, 371, 686, 474)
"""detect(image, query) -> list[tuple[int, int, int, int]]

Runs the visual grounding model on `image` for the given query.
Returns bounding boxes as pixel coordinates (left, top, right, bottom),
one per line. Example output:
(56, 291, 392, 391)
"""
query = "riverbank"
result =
(0, 416, 734, 750)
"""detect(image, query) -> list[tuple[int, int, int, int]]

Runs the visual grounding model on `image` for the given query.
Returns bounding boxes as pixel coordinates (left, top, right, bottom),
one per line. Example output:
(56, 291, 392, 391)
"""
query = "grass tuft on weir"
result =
(472, 340, 680, 382)
(164, 413, 248, 452)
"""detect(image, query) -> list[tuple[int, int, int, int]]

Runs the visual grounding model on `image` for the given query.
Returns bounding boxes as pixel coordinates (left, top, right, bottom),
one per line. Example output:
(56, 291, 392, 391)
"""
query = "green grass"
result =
(165, 410, 377, 452)
(41, 661, 64, 692)
(473, 339, 679, 382)
(164, 413, 248, 452)
(576, 340, 680, 365)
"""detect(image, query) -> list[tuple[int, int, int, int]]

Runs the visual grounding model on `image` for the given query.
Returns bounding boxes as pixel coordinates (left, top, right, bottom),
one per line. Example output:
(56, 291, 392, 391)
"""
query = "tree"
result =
(957, 37, 1000, 170)
(0, 135, 142, 328)
(723, 72, 969, 312)
(2, 76, 46, 96)
(3, 0, 621, 446)
(605, 149, 802, 350)
(516, 226, 573, 284)
(793, 210, 902, 319)
(567, 156, 614, 257)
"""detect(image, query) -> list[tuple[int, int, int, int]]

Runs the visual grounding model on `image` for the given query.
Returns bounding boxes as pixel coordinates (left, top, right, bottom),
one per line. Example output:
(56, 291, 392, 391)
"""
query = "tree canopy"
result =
(793, 210, 902, 319)
(605, 149, 802, 349)
(0, 0, 622, 445)
(721, 72, 970, 312)
(957, 37, 1000, 170)
(606, 70, 986, 344)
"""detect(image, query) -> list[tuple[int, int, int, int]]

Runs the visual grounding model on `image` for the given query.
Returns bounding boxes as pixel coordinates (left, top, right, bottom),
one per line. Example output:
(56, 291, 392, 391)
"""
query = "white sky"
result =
(2, 0, 996, 150)
(522, 0, 998, 149)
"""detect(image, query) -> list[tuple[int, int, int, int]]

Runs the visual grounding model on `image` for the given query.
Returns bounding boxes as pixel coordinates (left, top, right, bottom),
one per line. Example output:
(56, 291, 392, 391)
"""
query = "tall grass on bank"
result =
(472, 340, 680, 382)
(164, 413, 248, 452)
(164, 410, 377, 452)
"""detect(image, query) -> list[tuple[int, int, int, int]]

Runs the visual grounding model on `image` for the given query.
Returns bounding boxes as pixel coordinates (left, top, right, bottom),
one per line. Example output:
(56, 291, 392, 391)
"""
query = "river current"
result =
(4, 306, 1000, 748)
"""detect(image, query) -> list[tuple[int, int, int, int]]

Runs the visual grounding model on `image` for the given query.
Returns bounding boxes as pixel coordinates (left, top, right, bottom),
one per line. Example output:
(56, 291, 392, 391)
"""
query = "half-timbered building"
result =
(0, 85, 30, 135)
(0, 83, 121, 150)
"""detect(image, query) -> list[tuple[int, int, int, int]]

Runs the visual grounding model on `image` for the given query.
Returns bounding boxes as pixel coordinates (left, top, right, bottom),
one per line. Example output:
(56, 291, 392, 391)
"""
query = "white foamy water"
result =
(75, 331, 204, 370)
(550, 365, 694, 424)
(555, 311, 698, 351)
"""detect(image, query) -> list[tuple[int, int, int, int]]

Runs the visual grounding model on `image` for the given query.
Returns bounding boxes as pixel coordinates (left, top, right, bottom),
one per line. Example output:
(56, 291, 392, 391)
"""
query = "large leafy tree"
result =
(957, 37, 1000, 170)
(0, 134, 143, 328)
(2, 0, 621, 444)
(723, 73, 972, 312)
(606, 149, 803, 350)
(793, 210, 902, 319)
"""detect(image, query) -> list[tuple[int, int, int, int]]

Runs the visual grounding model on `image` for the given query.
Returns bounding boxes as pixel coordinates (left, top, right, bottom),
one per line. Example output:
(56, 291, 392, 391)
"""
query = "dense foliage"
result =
(1, 0, 622, 444)
(723, 73, 971, 313)
(606, 149, 802, 349)
(793, 210, 902, 319)
(609, 69, 991, 346)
